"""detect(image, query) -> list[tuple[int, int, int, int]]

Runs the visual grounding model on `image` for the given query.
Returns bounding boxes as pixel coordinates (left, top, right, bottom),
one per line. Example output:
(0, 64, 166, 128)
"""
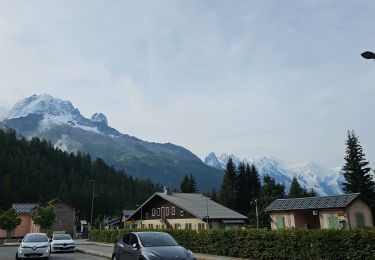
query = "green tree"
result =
(180, 174, 197, 193)
(247, 164, 262, 226)
(219, 158, 237, 209)
(32, 204, 56, 235)
(236, 162, 247, 214)
(189, 173, 198, 193)
(0, 208, 21, 238)
(288, 177, 304, 198)
(258, 175, 285, 227)
(342, 130, 375, 204)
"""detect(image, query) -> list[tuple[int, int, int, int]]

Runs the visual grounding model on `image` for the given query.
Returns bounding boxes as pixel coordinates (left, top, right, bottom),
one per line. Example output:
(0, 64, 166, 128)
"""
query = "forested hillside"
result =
(0, 129, 162, 219)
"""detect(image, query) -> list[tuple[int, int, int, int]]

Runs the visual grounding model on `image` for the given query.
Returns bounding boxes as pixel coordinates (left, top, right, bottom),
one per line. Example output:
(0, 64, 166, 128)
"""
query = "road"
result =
(0, 246, 107, 260)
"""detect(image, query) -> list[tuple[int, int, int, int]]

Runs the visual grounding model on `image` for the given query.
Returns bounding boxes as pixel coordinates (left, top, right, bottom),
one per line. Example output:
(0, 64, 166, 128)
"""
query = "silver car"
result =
(16, 233, 50, 260)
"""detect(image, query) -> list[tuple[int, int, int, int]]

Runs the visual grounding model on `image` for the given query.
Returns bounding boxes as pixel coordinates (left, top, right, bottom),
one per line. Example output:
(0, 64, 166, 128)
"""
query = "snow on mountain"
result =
(8, 94, 81, 119)
(91, 113, 108, 125)
(204, 152, 342, 195)
(6, 94, 117, 136)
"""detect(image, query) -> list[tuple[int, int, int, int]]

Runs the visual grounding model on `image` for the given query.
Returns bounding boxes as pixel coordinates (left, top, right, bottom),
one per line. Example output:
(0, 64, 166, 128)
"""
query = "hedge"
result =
(89, 228, 375, 259)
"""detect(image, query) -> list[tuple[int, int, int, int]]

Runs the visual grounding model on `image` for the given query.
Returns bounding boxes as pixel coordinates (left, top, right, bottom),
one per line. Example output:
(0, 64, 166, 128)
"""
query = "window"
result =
(198, 223, 205, 230)
(152, 208, 155, 216)
(355, 212, 365, 228)
(166, 207, 170, 216)
(174, 223, 181, 229)
(328, 215, 339, 229)
(156, 225, 160, 229)
(171, 207, 175, 215)
(148, 224, 153, 229)
(122, 233, 132, 245)
(275, 216, 285, 229)
(146, 213, 149, 219)
(185, 223, 192, 230)
(180, 210, 184, 217)
(157, 208, 160, 216)
(129, 234, 139, 246)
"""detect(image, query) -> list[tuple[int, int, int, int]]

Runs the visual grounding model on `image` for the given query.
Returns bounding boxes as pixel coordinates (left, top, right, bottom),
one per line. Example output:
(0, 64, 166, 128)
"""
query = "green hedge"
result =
(90, 228, 375, 259)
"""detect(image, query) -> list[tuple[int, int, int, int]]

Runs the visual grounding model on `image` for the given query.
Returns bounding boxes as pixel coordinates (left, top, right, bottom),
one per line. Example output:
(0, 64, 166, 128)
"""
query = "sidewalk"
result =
(75, 239, 249, 260)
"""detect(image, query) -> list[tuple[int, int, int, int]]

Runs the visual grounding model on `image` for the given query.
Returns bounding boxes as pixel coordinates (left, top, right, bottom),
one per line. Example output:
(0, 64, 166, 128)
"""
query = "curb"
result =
(76, 247, 111, 259)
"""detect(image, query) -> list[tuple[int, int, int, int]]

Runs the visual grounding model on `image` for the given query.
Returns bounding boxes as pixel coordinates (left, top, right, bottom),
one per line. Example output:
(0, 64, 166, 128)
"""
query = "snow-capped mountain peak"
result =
(91, 113, 108, 125)
(7, 94, 81, 119)
(204, 152, 342, 196)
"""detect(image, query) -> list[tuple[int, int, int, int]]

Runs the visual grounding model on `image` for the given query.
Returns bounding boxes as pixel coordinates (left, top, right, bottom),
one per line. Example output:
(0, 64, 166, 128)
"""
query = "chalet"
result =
(265, 193, 373, 230)
(125, 190, 248, 230)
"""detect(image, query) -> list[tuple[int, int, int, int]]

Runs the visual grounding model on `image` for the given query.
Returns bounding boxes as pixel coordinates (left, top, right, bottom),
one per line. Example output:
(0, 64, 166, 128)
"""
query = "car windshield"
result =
(53, 234, 72, 240)
(138, 232, 178, 247)
(24, 234, 48, 243)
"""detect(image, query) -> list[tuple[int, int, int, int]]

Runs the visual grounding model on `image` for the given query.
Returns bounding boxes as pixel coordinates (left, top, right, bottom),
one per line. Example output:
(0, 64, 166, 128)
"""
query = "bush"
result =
(89, 228, 375, 259)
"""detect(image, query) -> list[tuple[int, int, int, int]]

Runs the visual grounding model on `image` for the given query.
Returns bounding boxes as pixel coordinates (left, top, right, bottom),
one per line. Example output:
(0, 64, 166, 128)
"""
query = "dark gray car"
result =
(112, 231, 196, 260)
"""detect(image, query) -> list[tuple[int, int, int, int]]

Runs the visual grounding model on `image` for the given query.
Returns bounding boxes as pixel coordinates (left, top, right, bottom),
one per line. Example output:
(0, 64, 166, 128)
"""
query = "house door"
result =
(161, 207, 165, 219)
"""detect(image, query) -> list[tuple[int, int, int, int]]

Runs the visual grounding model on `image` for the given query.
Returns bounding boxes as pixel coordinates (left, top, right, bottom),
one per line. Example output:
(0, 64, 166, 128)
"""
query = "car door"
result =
(124, 233, 140, 260)
(117, 233, 131, 260)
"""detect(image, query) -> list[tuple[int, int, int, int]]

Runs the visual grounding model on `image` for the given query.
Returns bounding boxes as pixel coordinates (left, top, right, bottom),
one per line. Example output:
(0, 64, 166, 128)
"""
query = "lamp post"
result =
(88, 179, 96, 229)
(205, 196, 209, 228)
(251, 199, 259, 229)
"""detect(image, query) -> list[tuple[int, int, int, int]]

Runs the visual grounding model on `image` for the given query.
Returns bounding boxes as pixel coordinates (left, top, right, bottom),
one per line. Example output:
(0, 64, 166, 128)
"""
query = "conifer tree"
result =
(189, 173, 198, 193)
(219, 158, 237, 209)
(288, 177, 304, 198)
(258, 175, 285, 227)
(236, 162, 248, 214)
(180, 175, 190, 192)
(342, 130, 375, 204)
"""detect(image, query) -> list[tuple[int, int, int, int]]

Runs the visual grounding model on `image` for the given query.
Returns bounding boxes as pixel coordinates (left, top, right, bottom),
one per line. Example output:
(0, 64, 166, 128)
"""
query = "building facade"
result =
(265, 193, 373, 230)
(126, 190, 248, 230)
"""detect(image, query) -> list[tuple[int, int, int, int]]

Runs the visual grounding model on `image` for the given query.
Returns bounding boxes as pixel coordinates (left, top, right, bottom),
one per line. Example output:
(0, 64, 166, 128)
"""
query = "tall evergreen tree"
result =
(189, 173, 198, 193)
(258, 175, 285, 227)
(236, 162, 248, 214)
(219, 158, 237, 209)
(288, 177, 305, 198)
(342, 130, 375, 204)
(180, 175, 190, 192)
(246, 164, 262, 225)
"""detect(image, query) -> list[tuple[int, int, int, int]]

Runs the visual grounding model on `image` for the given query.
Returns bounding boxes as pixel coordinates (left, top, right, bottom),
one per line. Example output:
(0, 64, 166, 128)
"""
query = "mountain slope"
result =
(4, 94, 223, 191)
(204, 152, 343, 195)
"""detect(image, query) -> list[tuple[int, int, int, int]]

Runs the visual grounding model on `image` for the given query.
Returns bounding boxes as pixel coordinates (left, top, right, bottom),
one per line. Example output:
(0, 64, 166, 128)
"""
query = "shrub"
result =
(89, 228, 375, 259)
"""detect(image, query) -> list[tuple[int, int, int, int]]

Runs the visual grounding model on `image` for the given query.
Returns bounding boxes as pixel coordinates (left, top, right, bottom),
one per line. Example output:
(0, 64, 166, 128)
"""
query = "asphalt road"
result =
(0, 246, 107, 260)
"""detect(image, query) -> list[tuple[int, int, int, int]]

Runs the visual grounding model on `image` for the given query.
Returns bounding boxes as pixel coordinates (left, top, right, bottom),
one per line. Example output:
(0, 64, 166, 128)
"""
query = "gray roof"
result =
(123, 210, 136, 217)
(129, 192, 247, 220)
(12, 203, 38, 214)
(265, 193, 361, 212)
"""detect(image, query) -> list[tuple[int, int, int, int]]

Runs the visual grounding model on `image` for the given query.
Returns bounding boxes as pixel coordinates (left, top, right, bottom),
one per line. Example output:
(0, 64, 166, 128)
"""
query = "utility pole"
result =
(205, 196, 209, 228)
(89, 179, 96, 229)
(136, 204, 142, 229)
(255, 199, 259, 229)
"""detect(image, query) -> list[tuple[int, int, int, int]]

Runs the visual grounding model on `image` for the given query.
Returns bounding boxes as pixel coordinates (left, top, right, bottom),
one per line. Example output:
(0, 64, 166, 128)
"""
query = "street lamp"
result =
(361, 51, 375, 60)
(88, 179, 96, 229)
(251, 199, 259, 229)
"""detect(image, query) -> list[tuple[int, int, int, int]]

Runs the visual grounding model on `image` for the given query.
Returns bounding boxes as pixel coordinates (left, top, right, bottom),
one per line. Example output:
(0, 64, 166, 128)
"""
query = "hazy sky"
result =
(0, 0, 374, 168)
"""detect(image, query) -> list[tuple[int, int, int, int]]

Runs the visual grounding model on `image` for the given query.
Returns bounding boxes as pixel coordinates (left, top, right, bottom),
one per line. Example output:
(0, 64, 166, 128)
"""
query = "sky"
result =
(0, 0, 374, 168)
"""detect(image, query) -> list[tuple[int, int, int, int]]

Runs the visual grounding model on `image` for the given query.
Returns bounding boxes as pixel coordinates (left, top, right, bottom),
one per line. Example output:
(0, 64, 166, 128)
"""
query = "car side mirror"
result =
(49, 239, 52, 242)
(18, 240, 22, 243)
(132, 243, 138, 250)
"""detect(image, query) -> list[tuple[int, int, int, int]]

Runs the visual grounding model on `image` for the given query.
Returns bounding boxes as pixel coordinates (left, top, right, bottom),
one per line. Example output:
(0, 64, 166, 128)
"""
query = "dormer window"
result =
(171, 207, 175, 215)
(180, 210, 184, 217)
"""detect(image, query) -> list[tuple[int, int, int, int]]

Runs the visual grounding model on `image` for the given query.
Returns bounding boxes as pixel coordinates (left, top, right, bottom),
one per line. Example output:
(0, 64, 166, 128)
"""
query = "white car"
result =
(49, 233, 76, 253)
(16, 233, 50, 260)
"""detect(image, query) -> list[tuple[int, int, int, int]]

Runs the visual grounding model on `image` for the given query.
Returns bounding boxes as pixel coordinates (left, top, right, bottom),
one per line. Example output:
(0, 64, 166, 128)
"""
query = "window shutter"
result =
(355, 212, 365, 228)
(328, 216, 339, 229)
(276, 216, 285, 229)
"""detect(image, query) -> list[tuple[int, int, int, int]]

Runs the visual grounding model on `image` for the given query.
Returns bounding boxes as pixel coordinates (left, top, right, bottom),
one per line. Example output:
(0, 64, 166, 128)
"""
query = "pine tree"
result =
(258, 175, 285, 227)
(236, 162, 248, 214)
(219, 158, 237, 209)
(180, 175, 190, 192)
(288, 177, 305, 198)
(189, 173, 198, 193)
(342, 130, 375, 204)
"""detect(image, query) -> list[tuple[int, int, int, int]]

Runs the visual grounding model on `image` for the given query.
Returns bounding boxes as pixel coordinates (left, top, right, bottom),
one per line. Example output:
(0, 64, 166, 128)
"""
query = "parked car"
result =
(16, 233, 50, 260)
(112, 231, 196, 260)
(49, 233, 76, 253)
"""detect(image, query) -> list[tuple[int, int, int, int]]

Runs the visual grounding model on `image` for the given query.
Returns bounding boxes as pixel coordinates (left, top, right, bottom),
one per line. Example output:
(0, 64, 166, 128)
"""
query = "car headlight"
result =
(148, 251, 162, 259)
(187, 249, 195, 257)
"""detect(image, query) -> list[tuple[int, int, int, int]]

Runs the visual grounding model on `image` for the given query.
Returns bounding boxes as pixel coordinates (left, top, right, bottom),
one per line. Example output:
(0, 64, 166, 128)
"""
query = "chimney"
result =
(163, 187, 171, 195)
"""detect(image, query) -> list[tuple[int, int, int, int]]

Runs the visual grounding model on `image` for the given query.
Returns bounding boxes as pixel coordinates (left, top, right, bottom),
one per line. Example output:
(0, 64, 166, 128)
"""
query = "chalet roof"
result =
(12, 203, 38, 214)
(123, 210, 135, 217)
(265, 193, 361, 212)
(128, 192, 247, 220)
